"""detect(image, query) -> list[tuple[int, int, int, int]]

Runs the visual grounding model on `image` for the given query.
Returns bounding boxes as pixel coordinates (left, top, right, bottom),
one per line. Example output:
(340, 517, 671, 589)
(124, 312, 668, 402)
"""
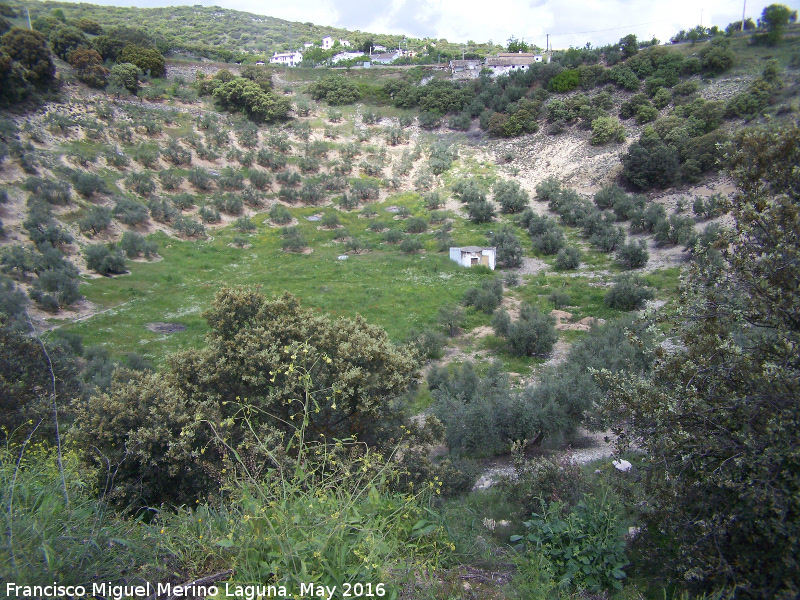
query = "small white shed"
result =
(449, 246, 496, 270)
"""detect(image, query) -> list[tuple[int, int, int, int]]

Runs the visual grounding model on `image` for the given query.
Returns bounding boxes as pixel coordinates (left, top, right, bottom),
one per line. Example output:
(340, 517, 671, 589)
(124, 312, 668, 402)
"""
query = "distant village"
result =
(263, 35, 548, 76)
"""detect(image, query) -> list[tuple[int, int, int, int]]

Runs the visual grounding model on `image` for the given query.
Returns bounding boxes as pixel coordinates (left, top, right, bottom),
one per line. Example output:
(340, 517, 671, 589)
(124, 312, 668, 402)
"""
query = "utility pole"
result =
(742, 0, 746, 32)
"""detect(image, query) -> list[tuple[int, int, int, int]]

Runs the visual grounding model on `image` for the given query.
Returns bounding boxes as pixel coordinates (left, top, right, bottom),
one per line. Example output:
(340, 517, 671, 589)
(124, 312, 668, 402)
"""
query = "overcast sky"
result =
(91, 0, 782, 48)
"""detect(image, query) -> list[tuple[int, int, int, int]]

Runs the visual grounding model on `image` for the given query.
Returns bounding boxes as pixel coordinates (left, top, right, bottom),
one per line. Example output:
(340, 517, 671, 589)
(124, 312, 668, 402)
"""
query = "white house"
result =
(339, 39, 352, 47)
(303, 42, 314, 49)
(484, 54, 538, 77)
(371, 44, 387, 53)
(332, 51, 367, 64)
(371, 51, 402, 65)
(449, 246, 496, 270)
(269, 51, 303, 67)
(322, 36, 334, 50)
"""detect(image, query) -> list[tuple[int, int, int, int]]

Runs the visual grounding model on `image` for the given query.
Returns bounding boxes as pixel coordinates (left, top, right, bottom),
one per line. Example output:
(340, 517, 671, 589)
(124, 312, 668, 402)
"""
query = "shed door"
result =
(481, 255, 490, 266)
(471, 257, 479, 265)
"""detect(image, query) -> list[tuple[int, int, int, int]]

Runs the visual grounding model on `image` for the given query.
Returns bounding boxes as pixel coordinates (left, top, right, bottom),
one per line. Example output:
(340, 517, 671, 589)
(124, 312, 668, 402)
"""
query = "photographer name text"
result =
(6, 581, 388, 600)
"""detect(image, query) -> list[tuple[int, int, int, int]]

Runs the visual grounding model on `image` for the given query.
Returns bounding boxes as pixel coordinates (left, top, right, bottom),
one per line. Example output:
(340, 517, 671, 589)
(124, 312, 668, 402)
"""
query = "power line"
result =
(520, 19, 671, 42)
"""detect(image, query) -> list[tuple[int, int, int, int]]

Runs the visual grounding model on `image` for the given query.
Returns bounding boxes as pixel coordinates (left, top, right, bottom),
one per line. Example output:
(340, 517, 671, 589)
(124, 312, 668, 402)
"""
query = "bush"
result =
(512, 495, 629, 593)
(463, 277, 503, 314)
(198, 205, 221, 223)
(383, 228, 402, 244)
(281, 226, 306, 251)
(248, 169, 271, 190)
(113, 197, 149, 226)
(548, 290, 571, 309)
(158, 170, 184, 191)
(494, 179, 529, 214)
(405, 216, 427, 233)
(172, 215, 205, 237)
(616, 239, 649, 269)
(466, 199, 495, 223)
(233, 216, 256, 232)
(418, 111, 442, 130)
(494, 305, 557, 357)
(400, 236, 423, 254)
(84, 243, 126, 275)
(590, 116, 625, 145)
(554, 246, 581, 270)
(308, 74, 361, 105)
(490, 227, 523, 269)
(125, 171, 155, 196)
(604, 274, 654, 310)
(77, 205, 112, 235)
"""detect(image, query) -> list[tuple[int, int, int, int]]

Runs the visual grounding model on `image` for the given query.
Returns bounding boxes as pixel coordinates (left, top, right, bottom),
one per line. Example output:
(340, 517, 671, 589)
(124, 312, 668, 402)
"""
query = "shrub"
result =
(281, 226, 306, 251)
(119, 231, 156, 258)
(653, 214, 696, 246)
(113, 197, 149, 226)
(233, 216, 256, 232)
(549, 69, 581, 93)
(308, 74, 361, 105)
(490, 227, 523, 268)
(84, 243, 126, 275)
(125, 171, 155, 196)
(400, 236, 423, 254)
(187, 167, 214, 191)
(463, 277, 503, 314)
(554, 247, 581, 270)
(383, 228, 402, 244)
(158, 170, 184, 191)
(494, 305, 557, 357)
(512, 495, 629, 593)
(494, 179, 529, 214)
(423, 190, 443, 210)
(405, 216, 427, 233)
(466, 199, 495, 223)
(77, 205, 112, 235)
(548, 290, 571, 309)
(622, 136, 679, 190)
(616, 239, 649, 269)
(604, 274, 654, 310)
(418, 111, 442, 130)
(173, 215, 205, 237)
(590, 116, 625, 145)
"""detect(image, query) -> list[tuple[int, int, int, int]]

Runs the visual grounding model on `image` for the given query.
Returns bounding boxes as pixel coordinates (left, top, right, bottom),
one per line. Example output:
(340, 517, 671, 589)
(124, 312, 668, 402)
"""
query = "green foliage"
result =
(548, 69, 580, 93)
(493, 304, 557, 357)
(85, 243, 126, 275)
(755, 3, 798, 44)
(590, 116, 625, 145)
(463, 276, 504, 314)
(72, 289, 419, 506)
(493, 179, 529, 214)
(490, 226, 523, 268)
(77, 205, 112, 235)
(554, 246, 581, 270)
(308, 74, 361, 105)
(113, 197, 149, 226)
(466, 198, 495, 223)
(622, 136, 679, 190)
(109, 62, 141, 93)
(119, 231, 157, 258)
(50, 26, 88, 60)
(616, 239, 649, 269)
(213, 77, 290, 123)
(0, 28, 56, 105)
(511, 494, 629, 593)
(601, 122, 800, 598)
(604, 273, 654, 310)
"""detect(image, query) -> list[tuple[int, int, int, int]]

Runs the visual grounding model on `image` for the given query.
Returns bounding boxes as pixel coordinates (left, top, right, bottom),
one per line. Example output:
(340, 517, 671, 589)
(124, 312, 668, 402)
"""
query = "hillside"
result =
(1, 0, 500, 62)
(1, 3, 800, 599)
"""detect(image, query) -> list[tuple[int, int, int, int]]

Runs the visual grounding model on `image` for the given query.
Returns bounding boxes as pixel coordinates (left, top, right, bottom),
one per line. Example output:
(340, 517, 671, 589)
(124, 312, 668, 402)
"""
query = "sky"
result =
(86, 0, 787, 48)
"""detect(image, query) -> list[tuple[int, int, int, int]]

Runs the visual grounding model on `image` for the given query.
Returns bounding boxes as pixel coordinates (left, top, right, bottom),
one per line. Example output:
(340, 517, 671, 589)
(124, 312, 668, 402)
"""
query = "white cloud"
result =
(92, 0, 777, 48)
